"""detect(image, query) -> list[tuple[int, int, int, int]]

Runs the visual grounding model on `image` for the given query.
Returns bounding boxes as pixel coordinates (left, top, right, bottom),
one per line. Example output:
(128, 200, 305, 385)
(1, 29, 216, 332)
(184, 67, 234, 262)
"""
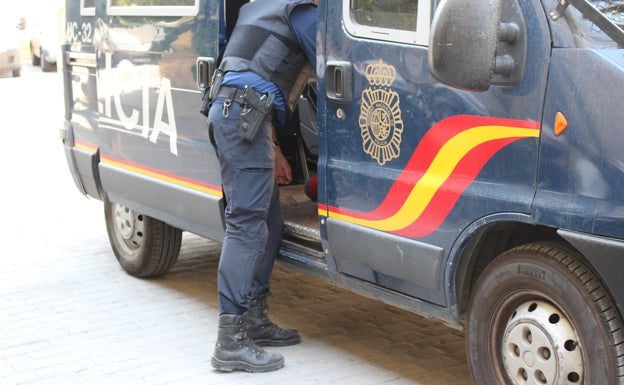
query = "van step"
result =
(280, 185, 321, 243)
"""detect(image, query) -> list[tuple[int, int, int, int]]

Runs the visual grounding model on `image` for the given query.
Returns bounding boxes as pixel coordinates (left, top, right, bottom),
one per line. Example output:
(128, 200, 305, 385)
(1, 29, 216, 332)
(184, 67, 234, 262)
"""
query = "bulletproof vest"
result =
(220, 0, 315, 113)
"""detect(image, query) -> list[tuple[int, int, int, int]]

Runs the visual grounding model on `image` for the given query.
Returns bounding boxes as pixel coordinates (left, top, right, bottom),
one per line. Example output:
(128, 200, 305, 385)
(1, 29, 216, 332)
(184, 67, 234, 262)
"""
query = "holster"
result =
(238, 87, 274, 143)
(199, 70, 224, 117)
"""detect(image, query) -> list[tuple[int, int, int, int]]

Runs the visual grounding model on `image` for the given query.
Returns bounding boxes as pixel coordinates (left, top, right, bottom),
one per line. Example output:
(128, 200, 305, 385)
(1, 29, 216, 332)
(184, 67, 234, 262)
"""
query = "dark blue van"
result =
(61, 0, 624, 383)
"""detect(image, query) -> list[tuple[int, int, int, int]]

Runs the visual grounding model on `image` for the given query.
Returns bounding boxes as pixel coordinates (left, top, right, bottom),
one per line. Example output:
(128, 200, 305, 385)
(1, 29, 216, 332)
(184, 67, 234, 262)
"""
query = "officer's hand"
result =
(275, 148, 292, 185)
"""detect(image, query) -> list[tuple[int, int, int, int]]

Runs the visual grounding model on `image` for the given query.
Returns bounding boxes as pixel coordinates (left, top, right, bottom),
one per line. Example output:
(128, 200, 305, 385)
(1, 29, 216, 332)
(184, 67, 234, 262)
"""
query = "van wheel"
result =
(466, 242, 624, 385)
(41, 51, 55, 72)
(104, 197, 182, 278)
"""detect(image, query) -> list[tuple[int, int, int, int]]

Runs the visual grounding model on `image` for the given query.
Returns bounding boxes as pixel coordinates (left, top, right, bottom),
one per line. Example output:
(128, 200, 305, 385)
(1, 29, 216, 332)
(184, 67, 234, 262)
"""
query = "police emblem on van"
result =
(359, 60, 403, 165)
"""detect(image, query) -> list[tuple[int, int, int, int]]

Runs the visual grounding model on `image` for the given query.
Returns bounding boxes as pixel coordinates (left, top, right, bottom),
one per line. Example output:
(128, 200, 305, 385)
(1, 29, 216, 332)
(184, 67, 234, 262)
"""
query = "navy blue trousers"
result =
(208, 98, 283, 315)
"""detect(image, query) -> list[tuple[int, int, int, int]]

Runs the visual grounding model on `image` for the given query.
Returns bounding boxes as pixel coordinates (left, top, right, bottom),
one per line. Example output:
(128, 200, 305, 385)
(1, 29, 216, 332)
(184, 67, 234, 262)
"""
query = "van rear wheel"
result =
(466, 242, 624, 385)
(104, 197, 182, 278)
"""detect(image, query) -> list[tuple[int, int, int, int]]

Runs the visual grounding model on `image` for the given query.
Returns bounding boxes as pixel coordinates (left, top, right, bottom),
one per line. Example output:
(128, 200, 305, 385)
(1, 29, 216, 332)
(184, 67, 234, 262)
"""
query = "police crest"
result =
(359, 60, 403, 165)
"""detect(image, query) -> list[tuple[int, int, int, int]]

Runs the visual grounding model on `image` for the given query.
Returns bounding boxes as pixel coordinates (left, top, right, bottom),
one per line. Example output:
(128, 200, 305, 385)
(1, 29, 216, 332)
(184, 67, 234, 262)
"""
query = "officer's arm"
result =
(290, 4, 317, 68)
(273, 127, 292, 185)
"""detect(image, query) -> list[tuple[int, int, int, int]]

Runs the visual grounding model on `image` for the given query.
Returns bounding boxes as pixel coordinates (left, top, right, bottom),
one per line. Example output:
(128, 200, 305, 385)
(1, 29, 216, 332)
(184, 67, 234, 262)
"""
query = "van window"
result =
(110, 0, 195, 5)
(352, 0, 417, 31)
(81, 0, 95, 15)
(108, 0, 199, 16)
(566, 1, 624, 48)
(343, 0, 431, 45)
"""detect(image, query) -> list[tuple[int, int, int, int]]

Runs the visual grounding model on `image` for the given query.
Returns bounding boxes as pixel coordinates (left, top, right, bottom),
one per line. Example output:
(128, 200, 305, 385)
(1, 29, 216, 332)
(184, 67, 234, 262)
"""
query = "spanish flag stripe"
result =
(74, 140, 98, 153)
(377, 116, 539, 211)
(393, 137, 519, 238)
(368, 116, 475, 206)
(329, 125, 538, 228)
(327, 116, 539, 235)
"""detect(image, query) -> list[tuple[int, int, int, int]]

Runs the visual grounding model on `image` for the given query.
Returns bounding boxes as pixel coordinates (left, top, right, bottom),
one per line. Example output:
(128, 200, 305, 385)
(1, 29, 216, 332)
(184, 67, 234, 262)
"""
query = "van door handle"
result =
(326, 61, 352, 103)
(196, 57, 215, 90)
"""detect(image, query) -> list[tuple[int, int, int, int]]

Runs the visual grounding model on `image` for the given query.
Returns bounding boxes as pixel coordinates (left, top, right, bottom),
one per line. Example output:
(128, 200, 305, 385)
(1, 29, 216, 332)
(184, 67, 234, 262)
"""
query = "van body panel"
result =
(318, 0, 550, 304)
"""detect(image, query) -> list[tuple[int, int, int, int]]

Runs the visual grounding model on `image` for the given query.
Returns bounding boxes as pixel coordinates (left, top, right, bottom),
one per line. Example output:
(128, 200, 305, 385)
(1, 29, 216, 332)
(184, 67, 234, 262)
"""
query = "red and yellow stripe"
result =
(325, 115, 540, 238)
(73, 140, 222, 197)
(74, 140, 98, 153)
(101, 155, 223, 197)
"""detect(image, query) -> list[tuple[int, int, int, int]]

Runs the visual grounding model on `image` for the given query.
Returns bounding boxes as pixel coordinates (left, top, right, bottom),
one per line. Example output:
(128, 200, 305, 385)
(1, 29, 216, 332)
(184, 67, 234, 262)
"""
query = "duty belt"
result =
(216, 86, 247, 105)
(216, 86, 275, 121)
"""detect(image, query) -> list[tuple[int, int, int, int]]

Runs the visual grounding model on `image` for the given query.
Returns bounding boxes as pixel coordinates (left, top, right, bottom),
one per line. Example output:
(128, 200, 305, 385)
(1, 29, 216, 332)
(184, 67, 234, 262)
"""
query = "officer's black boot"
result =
(211, 314, 284, 372)
(244, 298, 302, 347)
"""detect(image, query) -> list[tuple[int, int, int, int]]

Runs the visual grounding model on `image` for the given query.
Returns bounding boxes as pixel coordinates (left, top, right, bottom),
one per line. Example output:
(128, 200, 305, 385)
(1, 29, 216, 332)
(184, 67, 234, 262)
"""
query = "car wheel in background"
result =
(30, 44, 41, 66)
(41, 49, 55, 72)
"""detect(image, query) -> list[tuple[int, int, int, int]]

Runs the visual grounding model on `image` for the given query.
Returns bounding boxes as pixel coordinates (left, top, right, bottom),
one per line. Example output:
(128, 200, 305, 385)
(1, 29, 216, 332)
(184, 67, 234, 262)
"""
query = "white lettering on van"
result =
(99, 53, 178, 155)
(66, 21, 93, 44)
(150, 78, 178, 155)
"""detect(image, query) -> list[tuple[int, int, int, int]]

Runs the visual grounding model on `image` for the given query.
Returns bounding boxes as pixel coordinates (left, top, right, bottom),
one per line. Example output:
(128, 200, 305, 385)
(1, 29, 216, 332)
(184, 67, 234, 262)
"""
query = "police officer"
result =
(207, 0, 318, 373)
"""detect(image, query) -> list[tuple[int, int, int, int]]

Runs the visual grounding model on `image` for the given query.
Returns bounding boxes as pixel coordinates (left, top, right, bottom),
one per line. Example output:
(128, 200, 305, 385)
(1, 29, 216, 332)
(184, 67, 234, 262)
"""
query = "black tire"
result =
(104, 197, 182, 278)
(41, 50, 55, 72)
(31, 44, 41, 66)
(467, 241, 624, 385)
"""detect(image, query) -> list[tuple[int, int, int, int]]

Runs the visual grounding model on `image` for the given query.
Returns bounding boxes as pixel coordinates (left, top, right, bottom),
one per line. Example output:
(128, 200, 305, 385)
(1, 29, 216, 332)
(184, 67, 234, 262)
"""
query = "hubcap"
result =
(112, 203, 145, 256)
(502, 300, 584, 385)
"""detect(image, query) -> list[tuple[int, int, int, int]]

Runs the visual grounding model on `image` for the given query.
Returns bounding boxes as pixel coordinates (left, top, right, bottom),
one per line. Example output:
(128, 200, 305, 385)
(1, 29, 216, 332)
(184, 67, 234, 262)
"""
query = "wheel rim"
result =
(502, 300, 584, 385)
(112, 203, 145, 258)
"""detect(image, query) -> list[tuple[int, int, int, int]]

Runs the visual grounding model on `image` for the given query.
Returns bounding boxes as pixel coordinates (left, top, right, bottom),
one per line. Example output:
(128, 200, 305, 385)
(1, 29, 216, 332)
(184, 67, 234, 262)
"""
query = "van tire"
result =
(466, 241, 624, 385)
(41, 52, 55, 72)
(104, 197, 182, 278)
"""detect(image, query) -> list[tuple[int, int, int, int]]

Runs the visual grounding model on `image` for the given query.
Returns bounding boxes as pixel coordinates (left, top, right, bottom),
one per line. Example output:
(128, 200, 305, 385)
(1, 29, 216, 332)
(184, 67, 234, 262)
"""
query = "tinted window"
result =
(351, 0, 417, 31)
(107, 0, 198, 16)
(343, 0, 429, 45)
(110, 0, 195, 5)
(566, 0, 624, 48)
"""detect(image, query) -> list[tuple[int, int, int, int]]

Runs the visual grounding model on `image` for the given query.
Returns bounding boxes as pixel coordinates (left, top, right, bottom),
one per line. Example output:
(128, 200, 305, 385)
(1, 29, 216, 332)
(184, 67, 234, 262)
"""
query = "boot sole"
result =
(211, 356, 285, 373)
(254, 336, 302, 347)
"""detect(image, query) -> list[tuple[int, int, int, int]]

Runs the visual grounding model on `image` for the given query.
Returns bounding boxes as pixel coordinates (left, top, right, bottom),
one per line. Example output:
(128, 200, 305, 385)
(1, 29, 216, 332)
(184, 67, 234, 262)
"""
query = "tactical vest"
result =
(219, 0, 315, 114)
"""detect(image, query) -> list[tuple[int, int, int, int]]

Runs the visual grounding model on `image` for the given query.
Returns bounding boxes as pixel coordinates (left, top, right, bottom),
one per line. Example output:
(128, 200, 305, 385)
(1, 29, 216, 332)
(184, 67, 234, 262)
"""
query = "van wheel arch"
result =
(454, 222, 559, 321)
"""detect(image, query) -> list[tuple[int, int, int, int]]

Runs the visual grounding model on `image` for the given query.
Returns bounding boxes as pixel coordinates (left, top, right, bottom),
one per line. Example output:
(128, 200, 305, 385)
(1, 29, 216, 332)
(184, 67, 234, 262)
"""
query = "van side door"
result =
(318, 0, 550, 306)
(95, 0, 226, 240)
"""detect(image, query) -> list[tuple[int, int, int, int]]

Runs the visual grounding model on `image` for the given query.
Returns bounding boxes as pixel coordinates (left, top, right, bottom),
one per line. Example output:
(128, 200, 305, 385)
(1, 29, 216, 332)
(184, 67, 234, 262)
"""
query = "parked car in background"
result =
(29, 18, 58, 72)
(0, 16, 23, 77)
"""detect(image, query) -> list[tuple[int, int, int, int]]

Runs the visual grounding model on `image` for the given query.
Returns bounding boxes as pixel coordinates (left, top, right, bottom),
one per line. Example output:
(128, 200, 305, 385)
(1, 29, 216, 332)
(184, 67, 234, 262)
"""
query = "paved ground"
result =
(0, 65, 474, 385)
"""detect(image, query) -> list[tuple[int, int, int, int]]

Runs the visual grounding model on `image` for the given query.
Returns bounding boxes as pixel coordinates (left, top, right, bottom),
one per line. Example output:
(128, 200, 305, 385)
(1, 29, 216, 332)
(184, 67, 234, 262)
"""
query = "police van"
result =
(61, 0, 624, 383)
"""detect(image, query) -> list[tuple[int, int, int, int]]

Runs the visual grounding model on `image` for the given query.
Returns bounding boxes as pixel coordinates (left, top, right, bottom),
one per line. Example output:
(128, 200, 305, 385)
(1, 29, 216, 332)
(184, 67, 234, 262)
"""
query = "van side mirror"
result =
(428, 0, 526, 91)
